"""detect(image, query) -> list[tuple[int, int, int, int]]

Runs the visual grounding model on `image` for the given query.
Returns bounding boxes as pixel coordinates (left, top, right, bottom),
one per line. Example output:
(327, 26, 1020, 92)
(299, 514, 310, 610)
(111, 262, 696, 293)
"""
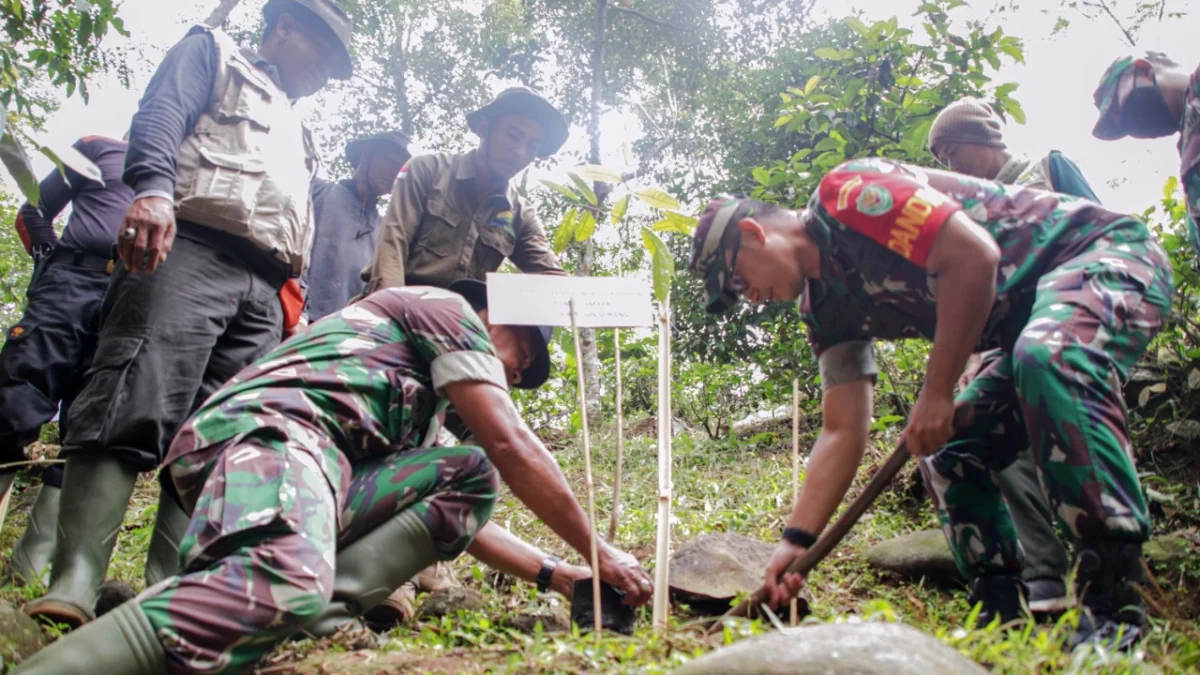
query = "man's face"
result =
(363, 148, 409, 198)
(483, 116, 547, 181)
(479, 310, 536, 387)
(724, 217, 808, 305)
(1113, 61, 1180, 138)
(935, 142, 1002, 180)
(271, 15, 338, 99)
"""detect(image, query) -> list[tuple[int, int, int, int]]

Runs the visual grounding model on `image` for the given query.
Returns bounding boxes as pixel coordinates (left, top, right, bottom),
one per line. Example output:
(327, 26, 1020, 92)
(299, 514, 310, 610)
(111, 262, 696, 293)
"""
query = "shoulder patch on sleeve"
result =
(818, 167, 960, 268)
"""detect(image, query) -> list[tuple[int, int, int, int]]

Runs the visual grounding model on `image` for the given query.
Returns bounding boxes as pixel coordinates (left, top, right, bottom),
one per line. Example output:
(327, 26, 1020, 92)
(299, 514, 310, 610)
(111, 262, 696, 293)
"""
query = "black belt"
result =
(49, 247, 113, 274)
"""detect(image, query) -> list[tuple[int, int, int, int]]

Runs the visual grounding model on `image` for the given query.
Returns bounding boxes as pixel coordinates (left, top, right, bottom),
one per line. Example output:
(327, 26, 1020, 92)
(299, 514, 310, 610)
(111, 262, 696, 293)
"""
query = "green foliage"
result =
(0, 0, 127, 203)
(0, 189, 28, 333)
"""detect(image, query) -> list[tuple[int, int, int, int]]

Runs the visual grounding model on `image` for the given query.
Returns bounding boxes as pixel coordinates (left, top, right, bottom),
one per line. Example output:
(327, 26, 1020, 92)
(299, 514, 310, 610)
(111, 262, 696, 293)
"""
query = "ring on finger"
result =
(121, 227, 137, 240)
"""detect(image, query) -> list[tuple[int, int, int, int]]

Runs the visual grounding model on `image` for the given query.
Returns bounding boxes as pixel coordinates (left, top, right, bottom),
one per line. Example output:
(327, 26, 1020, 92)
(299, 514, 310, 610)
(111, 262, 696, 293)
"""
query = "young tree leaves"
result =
(39, 141, 104, 186)
(569, 172, 598, 206)
(633, 187, 680, 211)
(553, 208, 578, 254)
(542, 180, 581, 203)
(652, 211, 697, 235)
(641, 226, 674, 303)
(575, 210, 597, 242)
(611, 194, 630, 223)
(577, 164, 623, 184)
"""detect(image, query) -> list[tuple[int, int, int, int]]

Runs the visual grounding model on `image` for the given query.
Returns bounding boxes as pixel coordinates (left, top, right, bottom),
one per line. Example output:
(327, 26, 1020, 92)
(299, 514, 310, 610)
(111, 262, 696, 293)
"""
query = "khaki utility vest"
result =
(173, 25, 316, 276)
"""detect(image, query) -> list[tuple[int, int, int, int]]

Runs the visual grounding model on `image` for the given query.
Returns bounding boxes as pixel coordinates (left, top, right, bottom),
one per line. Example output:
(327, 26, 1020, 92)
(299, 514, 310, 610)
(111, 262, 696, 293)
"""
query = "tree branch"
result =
(204, 0, 243, 28)
(610, 6, 674, 29)
(1081, 0, 1138, 46)
(620, 137, 675, 182)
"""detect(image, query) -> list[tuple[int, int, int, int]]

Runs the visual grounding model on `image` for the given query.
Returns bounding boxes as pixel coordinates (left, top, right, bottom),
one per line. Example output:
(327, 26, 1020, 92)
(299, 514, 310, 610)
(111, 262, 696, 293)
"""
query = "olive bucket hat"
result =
(448, 279, 554, 390)
(346, 130, 411, 169)
(466, 86, 569, 159)
(264, 0, 354, 80)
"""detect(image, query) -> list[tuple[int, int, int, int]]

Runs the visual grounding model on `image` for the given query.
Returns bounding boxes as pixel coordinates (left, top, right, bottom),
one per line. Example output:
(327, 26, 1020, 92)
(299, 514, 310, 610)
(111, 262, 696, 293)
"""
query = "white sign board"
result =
(486, 273, 654, 328)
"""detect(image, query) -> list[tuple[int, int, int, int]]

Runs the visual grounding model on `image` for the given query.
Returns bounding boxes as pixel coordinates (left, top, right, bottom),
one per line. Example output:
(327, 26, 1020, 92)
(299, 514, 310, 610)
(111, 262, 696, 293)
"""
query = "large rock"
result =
(669, 533, 775, 608)
(0, 600, 47, 667)
(507, 603, 571, 634)
(674, 622, 989, 675)
(864, 530, 962, 585)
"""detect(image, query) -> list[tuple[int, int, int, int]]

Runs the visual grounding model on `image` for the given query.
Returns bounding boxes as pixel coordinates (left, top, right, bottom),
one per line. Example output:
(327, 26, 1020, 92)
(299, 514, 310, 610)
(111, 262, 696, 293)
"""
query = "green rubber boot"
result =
(12, 601, 166, 675)
(10, 484, 62, 585)
(143, 489, 190, 587)
(302, 510, 438, 638)
(24, 455, 138, 629)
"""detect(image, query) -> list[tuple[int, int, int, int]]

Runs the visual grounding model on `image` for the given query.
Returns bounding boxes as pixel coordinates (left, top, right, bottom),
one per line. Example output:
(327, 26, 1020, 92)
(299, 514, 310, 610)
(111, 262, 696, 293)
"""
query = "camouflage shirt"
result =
(800, 158, 1151, 387)
(165, 287, 508, 466)
(1180, 63, 1200, 256)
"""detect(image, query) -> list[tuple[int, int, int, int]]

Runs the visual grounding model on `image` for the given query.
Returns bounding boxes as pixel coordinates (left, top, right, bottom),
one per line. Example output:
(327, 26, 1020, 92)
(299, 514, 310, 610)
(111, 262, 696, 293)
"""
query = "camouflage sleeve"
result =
(1182, 68, 1200, 257)
(800, 281, 877, 390)
(399, 288, 509, 395)
(817, 160, 961, 268)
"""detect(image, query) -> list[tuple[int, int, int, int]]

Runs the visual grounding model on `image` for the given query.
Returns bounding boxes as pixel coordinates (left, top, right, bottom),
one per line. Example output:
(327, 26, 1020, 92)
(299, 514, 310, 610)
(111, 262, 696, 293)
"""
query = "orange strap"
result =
(279, 278, 305, 331)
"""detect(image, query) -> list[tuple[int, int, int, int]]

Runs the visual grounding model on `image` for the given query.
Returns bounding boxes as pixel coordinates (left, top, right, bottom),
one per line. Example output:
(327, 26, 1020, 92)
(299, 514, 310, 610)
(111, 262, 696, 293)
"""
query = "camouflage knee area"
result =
(340, 445, 499, 560)
(143, 436, 339, 673)
(920, 449, 1023, 578)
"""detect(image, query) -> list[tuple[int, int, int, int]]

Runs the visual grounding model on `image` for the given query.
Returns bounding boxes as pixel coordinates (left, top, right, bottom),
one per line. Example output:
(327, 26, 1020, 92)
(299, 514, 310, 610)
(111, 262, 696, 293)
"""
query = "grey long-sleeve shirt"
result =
(303, 178, 381, 320)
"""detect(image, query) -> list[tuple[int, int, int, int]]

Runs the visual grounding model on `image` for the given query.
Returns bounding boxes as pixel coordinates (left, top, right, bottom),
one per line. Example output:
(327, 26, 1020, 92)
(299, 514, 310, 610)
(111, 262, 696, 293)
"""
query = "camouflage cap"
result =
(1092, 56, 1138, 140)
(689, 196, 746, 314)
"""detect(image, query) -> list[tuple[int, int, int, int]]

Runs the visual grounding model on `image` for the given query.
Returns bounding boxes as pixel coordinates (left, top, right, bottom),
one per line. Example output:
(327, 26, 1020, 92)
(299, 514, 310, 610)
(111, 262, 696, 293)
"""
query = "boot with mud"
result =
(23, 455, 138, 629)
(967, 574, 1028, 627)
(8, 484, 61, 586)
(142, 485, 190, 587)
(11, 601, 165, 675)
(301, 510, 438, 639)
(1070, 539, 1148, 651)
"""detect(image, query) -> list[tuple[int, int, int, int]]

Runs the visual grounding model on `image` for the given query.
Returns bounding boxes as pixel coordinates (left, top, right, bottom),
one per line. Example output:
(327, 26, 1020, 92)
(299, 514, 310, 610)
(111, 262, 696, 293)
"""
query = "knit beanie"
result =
(927, 97, 1007, 156)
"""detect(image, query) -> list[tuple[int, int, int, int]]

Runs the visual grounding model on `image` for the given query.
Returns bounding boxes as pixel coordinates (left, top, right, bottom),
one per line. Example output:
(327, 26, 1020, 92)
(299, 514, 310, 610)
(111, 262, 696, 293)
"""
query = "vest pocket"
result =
(476, 224, 515, 274)
(180, 147, 269, 231)
(415, 198, 459, 256)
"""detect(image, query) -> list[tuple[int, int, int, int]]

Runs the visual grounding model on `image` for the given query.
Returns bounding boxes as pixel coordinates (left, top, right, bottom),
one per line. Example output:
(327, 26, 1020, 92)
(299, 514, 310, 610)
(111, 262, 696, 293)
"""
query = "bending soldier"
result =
(689, 159, 1171, 649)
(14, 280, 652, 674)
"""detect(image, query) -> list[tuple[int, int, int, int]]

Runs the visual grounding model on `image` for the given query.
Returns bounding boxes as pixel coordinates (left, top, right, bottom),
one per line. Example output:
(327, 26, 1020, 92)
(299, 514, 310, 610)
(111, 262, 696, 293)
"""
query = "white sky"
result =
(11, 0, 1195, 217)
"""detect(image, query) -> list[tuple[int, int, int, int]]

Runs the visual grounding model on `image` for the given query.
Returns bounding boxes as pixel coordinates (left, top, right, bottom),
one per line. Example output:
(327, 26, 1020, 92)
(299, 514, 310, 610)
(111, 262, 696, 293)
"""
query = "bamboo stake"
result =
(0, 470, 16, 532)
(570, 299, 603, 638)
(608, 327, 624, 542)
(652, 297, 673, 629)
(790, 378, 800, 626)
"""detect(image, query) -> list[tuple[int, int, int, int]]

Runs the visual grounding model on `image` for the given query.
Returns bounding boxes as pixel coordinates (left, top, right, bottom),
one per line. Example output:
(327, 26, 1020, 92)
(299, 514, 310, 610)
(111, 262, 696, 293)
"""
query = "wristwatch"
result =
(536, 555, 562, 592)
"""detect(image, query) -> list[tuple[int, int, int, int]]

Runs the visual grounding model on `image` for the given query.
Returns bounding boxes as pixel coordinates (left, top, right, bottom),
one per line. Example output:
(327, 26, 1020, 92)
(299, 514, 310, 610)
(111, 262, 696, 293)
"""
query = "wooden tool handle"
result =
(707, 404, 975, 634)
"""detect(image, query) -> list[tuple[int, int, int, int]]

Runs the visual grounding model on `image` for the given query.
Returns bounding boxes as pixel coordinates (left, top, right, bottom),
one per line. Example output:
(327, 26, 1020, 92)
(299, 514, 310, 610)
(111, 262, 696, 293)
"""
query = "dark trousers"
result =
(0, 248, 112, 486)
(62, 235, 284, 471)
(997, 449, 1070, 580)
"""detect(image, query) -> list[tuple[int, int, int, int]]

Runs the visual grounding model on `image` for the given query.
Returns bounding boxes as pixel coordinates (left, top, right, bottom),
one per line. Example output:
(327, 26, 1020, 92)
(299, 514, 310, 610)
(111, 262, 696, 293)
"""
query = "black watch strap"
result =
(537, 555, 562, 592)
(782, 527, 818, 548)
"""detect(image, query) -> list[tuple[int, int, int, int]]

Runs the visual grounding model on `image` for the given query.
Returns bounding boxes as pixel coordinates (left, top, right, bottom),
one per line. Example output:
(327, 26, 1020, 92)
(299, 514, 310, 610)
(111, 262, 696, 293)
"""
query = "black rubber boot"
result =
(1071, 538, 1148, 651)
(12, 601, 166, 675)
(967, 574, 1028, 627)
(301, 510, 438, 639)
(9, 484, 62, 585)
(143, 488, 189, 588)
(24, 455, 138, 629)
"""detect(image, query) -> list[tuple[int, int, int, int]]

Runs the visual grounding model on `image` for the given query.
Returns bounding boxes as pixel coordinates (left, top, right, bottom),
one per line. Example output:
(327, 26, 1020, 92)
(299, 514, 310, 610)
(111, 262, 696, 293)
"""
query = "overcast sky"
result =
(13, 0, 1194, 217)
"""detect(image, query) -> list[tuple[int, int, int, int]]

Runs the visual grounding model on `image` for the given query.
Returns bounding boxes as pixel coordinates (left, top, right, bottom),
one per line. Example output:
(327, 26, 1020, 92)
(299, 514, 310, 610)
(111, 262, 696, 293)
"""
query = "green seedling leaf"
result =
(651, 211, 697, 235)
(576, 164, 622, 184)
(569, 172, 598, 205)
(0, 132, 39, 207)
(541, 179, 580, 203)
(553, 208, 578, 254)
(611, 194, 630, 223)
(804, 74, 821, 94)
(38, 141, 104, 186)
(633, 187, 680, 211)
(642, 226, 674, 303)
(575, 210, 596, 242)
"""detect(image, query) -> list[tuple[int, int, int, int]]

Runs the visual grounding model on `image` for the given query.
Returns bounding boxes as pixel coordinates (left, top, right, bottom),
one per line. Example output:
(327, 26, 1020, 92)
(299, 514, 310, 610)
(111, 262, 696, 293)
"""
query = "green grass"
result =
(3, 416, 1198, 674)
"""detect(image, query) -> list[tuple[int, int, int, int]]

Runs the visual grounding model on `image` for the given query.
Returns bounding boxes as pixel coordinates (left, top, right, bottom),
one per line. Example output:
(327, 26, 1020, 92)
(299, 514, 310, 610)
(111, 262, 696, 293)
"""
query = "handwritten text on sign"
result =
(486, 274, 654, 328)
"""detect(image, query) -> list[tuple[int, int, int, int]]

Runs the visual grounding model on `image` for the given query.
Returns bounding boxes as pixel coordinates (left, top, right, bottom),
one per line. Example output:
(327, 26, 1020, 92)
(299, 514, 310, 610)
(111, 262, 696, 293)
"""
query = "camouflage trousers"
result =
(920, 239, 1173, 579)
(136, 428, 498, 674)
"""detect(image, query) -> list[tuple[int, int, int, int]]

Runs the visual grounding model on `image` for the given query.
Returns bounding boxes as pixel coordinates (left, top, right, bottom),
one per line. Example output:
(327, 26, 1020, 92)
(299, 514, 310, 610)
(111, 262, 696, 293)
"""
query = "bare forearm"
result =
(788, 428, 867, 534)
(466, 522, 583, 596)
(927, 265, 995, 398)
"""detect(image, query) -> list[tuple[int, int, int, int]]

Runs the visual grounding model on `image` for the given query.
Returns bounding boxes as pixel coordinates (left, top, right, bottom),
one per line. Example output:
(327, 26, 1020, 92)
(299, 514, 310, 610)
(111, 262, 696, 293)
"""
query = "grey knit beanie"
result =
(928, 97, 1006, 156)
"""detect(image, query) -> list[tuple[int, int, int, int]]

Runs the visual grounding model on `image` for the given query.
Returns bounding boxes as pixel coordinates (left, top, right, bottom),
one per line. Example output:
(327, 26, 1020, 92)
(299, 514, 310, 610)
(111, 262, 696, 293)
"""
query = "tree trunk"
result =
(576, 0, 608, 420)
(389, 17, 415, 137)
(203, 0, 243, 28)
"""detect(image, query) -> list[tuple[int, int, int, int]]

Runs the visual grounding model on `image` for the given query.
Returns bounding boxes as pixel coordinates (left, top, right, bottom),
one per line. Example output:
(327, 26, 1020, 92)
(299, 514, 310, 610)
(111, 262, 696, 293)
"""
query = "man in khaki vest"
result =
(23, 0, 353, 632)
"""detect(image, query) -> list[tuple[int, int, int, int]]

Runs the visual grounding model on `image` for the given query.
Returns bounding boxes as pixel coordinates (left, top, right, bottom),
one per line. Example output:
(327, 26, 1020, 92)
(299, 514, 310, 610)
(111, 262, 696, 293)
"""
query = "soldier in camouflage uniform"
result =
(1091, 52, 1200, 256)
(15, 280, 653, 675)
(689, 158, 1172, 650)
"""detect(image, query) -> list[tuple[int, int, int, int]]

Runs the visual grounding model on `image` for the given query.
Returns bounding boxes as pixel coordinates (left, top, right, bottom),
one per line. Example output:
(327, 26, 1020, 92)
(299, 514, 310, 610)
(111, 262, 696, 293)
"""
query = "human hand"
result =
(117, 196, 176, 274)
(596, 542, 653, 607)
(903, 388, 956, 457)
(762, 540, 808, 609)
